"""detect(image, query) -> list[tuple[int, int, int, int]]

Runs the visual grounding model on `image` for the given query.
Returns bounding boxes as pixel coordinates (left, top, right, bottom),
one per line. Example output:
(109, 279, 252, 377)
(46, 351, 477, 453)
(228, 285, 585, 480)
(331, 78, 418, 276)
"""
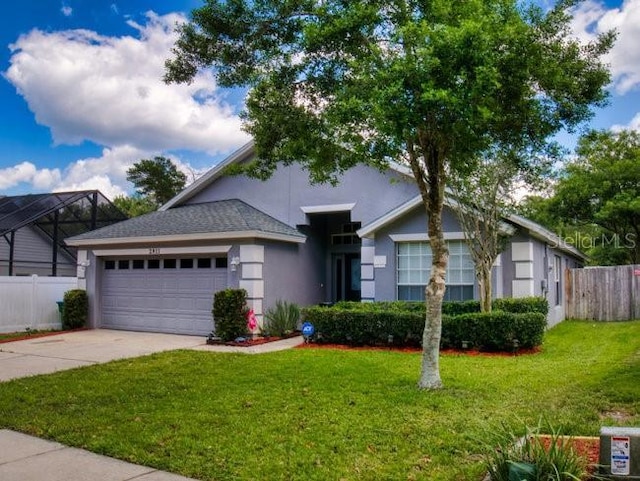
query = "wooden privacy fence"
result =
(565, 265, 640, 321)
(0, 275, 78, 333)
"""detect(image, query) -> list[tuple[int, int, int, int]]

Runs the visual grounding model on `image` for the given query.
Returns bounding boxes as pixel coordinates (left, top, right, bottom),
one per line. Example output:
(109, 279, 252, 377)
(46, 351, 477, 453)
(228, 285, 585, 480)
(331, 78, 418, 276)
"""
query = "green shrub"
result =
(494, 297, 549, 315)
(62, 289, 88, 330)
(302, 305, 547, 351)
(213, 289, 249, 341)
(264, 300, 300, 337)
(482, 420, 589, 481)
(334, 297, 548, 316)
(302, 307, 426, 347)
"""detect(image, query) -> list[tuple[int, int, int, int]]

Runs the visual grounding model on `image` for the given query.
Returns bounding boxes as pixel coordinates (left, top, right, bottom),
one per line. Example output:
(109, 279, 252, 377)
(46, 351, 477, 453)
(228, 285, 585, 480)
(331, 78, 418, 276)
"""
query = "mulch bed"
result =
(536, 435, 600, 477)
(206, 332, 301, 347)
(0, 328, 87, 344)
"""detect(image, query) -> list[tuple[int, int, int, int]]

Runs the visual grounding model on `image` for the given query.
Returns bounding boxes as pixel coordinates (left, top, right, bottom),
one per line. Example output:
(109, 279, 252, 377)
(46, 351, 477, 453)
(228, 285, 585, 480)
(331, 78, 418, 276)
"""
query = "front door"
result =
(333, 253, 361, 302)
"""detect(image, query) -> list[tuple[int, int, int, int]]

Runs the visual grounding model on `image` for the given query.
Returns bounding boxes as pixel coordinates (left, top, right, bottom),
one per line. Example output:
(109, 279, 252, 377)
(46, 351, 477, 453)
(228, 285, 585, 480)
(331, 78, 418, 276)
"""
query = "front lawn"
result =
(1, 320, 639, 480)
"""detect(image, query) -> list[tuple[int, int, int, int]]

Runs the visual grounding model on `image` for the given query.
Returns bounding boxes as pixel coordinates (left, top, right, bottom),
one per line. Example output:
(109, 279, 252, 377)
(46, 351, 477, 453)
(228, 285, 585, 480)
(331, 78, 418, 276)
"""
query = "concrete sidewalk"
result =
(0, 430, 197, 481)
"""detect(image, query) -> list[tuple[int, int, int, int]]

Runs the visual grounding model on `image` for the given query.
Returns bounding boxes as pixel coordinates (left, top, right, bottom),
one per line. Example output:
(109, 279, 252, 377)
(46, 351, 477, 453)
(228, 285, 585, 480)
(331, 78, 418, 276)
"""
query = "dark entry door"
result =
(333, 253, 361, 302)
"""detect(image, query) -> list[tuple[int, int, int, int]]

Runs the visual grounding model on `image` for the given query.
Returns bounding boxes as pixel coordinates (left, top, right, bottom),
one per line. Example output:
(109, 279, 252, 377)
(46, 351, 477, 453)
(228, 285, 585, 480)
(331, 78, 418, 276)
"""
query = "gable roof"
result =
(161, 142, 256, 211)
(161, 142, 585, 260)
(357, 194, 586, 260)
(66, 199, 306, 247)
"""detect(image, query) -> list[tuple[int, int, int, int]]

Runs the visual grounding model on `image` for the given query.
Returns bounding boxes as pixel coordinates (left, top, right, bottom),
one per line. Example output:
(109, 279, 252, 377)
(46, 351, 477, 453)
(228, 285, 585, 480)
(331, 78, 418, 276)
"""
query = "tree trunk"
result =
(418, 223, 447, 389)
(478, 262, 492, 313)
(417, 146, 447, 390)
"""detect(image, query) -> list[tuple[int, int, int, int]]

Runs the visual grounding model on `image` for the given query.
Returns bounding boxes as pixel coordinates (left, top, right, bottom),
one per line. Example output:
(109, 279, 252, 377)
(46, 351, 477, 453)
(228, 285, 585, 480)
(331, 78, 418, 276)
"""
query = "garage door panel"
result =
(101, 261, 228, 336)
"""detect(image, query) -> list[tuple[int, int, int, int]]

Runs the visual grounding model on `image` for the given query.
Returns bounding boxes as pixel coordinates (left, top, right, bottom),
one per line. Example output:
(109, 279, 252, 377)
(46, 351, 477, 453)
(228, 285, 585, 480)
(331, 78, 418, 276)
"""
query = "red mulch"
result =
(536, 435, 600, 476)
(208, 332, 301, 347)
(0, 327, 87, 344)
(296, 343, 541, 356)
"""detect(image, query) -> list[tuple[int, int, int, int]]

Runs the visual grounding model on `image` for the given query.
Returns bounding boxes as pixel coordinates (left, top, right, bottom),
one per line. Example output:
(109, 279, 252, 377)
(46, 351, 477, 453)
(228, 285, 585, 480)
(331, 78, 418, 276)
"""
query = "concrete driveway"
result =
(0, 329, 205, 382)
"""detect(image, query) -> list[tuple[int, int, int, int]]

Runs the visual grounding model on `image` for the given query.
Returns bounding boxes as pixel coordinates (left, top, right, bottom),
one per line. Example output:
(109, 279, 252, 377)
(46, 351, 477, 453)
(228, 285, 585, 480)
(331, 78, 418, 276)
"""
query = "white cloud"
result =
(571, 0, 640, 95)
(61, 5, 73, 17)
(0, 162, 61, 190)
(612, 111, 640, 132)
(4, 11, 249, 155)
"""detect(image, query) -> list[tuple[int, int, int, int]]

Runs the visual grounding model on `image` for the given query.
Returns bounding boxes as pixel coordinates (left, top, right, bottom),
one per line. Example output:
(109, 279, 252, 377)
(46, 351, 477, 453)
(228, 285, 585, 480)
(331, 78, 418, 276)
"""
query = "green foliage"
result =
(126, 156, 187, 206)
(482, 420, 589, 481)
(303, 302, 547, 351)
(263, 300, 300, 337)
(303, 307, 426, 347)
(112, 195, 156, 217)
(212, 289, 249, 341)
(61, 289, 88, 330)
(518, 130, 640, 265)
(334, 298, 548, 316)
(494, 297, 549, 315)
(166, 1, 613, 185)
(450, 312, 547, 351)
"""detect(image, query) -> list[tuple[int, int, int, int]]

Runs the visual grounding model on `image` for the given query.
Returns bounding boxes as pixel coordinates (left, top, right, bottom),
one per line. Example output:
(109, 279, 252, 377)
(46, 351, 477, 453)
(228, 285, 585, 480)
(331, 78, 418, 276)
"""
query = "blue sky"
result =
(1, 1, 639, 199)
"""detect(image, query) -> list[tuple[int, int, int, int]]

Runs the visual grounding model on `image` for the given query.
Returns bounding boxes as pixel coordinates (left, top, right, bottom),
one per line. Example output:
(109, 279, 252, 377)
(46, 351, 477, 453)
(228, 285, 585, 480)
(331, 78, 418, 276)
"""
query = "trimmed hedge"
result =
(213, 289, 249, 341)
(303, 298, 548, 351)
(304, 307, 427, 347)
(62, 289, 88, 330)
(333, 297, 548, 316)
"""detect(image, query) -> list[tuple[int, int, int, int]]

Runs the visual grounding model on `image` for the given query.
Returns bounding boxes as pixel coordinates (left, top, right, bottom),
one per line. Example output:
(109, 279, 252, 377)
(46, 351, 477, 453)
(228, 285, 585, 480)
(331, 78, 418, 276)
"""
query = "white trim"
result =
(357, 196, 423, 238)
(512, 279, 535, 297)
(240, 245, 265, 263)
(160, 141, 256, 210)
(511, 241, 534, 262)
(92, 245, 232, 257)
(389, 232, 466, 242)
(507, 213, 587, 261)
(301, 203, 356, 214)
(67, 230, 305, 247)
(515, 261, 534, 279)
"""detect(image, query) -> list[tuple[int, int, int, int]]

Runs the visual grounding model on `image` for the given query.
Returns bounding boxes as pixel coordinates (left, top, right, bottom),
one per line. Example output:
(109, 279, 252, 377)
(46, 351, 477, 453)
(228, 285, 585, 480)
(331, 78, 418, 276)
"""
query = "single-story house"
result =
(1, 191, 127, 277)
(66, 142, 585, 336)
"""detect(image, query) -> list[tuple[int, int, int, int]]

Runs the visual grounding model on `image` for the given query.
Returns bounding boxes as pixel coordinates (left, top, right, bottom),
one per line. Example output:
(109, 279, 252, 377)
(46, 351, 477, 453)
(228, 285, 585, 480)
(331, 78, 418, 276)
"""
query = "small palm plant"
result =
(482, 420, 590, 481)
(263, 300, 300, 337)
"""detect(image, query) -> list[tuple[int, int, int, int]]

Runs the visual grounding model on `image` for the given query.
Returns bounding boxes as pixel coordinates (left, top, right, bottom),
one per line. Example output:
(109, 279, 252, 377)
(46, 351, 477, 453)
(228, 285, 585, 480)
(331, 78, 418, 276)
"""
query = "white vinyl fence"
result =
(0, 275, 79, 333)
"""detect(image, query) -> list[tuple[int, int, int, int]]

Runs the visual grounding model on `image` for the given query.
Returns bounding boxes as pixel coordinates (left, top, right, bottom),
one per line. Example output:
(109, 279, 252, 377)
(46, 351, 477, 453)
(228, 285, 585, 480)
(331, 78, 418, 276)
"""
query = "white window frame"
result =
(396, 241, 475, 301)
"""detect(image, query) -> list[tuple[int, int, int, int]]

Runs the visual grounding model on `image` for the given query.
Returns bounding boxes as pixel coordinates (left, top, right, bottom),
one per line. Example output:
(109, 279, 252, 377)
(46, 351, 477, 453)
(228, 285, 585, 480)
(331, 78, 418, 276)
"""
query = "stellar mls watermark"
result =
(551, 232, 637, 250)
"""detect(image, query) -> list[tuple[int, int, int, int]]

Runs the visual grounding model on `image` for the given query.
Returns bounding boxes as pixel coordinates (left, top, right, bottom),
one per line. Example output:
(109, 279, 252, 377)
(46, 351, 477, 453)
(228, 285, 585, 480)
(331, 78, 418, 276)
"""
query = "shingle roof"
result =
(66, 199, 304, 243)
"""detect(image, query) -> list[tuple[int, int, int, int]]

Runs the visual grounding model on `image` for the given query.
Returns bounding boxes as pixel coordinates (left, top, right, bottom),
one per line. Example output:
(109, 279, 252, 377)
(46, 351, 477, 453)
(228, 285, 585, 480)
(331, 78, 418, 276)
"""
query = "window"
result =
(148, 259, 160, 269)
(397, 241, 475, 301)
(554, 255, 562, 306)
(132, 259, 145, 269)
(331, 222, 362, 245)
(215, 257, 228, 269)
(118, 260, 129, 270)
(197, 258, 212, 268)
(180, 258, 194, 269)
(104, 260, 115, 270)
(163, 259, 176, 269)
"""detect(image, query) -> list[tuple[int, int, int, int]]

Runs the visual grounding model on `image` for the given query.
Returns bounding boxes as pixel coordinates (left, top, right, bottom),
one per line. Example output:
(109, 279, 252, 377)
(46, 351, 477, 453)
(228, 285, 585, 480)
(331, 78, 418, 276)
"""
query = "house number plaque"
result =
(148, 248, 161, 255)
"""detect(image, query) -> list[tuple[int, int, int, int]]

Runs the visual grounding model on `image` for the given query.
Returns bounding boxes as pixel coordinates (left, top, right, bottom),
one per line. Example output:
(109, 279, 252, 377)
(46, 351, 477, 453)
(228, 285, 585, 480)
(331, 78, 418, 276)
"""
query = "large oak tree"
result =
(165, 0, 613, 389)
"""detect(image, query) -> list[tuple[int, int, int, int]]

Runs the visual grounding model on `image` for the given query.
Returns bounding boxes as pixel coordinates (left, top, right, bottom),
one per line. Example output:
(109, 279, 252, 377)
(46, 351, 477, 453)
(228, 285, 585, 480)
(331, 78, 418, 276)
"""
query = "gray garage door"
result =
(101, 257, 229, 336)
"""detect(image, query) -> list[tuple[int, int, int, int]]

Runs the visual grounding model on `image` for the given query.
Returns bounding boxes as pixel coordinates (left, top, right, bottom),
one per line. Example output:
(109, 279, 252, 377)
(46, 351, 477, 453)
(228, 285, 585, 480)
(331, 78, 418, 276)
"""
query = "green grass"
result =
(1, 320, 639, 480)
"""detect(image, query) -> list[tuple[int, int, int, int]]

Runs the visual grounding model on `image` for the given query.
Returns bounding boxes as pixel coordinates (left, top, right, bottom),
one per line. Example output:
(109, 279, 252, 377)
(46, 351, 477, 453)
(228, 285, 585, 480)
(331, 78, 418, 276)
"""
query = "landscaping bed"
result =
(0, 329, 65, 344)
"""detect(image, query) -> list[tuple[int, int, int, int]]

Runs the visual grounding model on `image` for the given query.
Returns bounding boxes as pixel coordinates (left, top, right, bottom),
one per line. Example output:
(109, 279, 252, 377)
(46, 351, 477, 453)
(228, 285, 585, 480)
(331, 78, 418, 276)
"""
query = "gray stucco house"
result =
(66, 142, 585, 336)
